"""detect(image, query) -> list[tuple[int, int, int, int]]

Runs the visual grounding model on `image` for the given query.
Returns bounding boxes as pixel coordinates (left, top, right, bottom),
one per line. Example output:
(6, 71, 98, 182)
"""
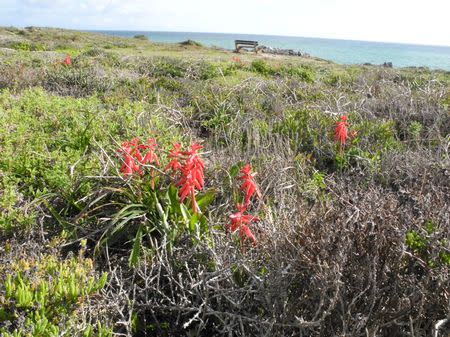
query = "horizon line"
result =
(86, 28, 450, 48)
(4, 25, 450, 48)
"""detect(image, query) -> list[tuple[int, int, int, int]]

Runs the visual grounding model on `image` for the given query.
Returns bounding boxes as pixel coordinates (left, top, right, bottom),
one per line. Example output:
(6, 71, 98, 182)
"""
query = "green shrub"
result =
(405, 220, 450, 267)
(198, 62, 221, 80)
(408, 121, 423, 140)
(11, 41, 32, 51)
(179, 39, 202, 47)
(43, 65, 114, 96)
(133, 34, 147, 40)
(283, 65, 315, 82)
(0, 250, 110, 336)
(0, 88, 170, 232)
(273, 108, 333, 154)
(155, 76, 182, 91)
(149, 58, 187, 78)
(251, 60, 275, 76)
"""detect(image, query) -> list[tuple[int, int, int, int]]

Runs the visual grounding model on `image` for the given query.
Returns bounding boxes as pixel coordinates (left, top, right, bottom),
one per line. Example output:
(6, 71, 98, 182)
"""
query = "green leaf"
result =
(129, 225, 143, 267)
(196, 189, 216, 211)
(42, 199, 73, 232)
(156, 201, 170, 232)
(96, 272, 108, 290)
(179, 203, 190, 227)
(96, 204, 146, 252)
(189, 212, 200, 234)
(229, 163, 242, 178)
(108, 209, 145, 240)
(167, 184, 179, 204)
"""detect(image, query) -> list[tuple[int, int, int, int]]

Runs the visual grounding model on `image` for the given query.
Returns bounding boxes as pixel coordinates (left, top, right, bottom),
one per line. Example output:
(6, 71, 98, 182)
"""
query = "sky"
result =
(1, 0, 449, 46)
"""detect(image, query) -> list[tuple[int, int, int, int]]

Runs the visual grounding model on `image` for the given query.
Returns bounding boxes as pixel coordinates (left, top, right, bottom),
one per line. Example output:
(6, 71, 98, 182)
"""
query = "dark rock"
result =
(259, 45, 306, 57)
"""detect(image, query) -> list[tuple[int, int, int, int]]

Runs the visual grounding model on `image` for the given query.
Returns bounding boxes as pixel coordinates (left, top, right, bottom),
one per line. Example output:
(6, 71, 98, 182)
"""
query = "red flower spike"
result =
(117, 138, 160, 182)
(139, 138, 159, 166)
(238, 164, 261, 207)
(176, 143, 205, 213)
(64, 55, 71, 65)
(334, 115, 349, 146)
(118, 143, 141, 177)
(138, 138, 159, 189)
(228, 204, 258, 246)
(240, 225, 256, 244)
(164, 143, 183, 174)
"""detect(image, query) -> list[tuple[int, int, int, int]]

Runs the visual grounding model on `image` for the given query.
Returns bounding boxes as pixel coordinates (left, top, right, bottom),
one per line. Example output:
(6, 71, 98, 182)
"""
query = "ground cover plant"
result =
(0, 27, 449, 337)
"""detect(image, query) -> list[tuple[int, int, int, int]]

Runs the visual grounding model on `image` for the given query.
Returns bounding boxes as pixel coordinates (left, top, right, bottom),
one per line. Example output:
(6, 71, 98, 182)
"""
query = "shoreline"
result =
(1, 26, 450, 71)
(90, 29, 450, 71)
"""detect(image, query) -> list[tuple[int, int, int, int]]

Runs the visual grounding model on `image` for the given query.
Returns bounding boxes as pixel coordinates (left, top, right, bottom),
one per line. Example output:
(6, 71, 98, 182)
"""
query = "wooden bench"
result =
(235, 40, 258, 52)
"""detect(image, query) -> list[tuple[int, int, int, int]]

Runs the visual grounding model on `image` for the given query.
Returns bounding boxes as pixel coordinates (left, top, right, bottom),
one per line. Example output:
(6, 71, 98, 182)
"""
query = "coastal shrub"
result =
(283, 65, 315, 82)
(0, 176, 37, 232)
(190, 85, 240, 135)
(0, 63, 42, 90)
(358, 119, 401, 152)
(80, 47, 107, 57)
(0, 88, 154, 232)
(408, 120, 423, 140)
(273, 108, 333, 155)
(200, 104, 234, 132)
(250, 59, 275, 76)
(133, 34, 147, 40)
(154, 76, 182, 91)
(198, 62, 221, 80)
(179, 39, 202, 47)
(151, 58, 187, 78)
(0, 244, 110, 336)
(405, 220, 450, 267)
(10, 41, 32, 51)
(43, 64, 114, 96)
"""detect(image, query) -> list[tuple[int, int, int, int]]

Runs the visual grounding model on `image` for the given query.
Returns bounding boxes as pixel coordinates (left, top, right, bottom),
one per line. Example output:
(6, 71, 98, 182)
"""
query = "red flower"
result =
(64, 55, 71, 65)
(334, 115, 349, 146)
(164, 143, 182, 174)
(117, 138, 159, 183)
(138, 138, 159, 166)
(118, 142, 141, 176)
(138, 138, 159, 189)
(231, 56, 243, 64)
(238, 164, 261, 207)
(176, 143, 205, 213)
(228, 203, 258, 245)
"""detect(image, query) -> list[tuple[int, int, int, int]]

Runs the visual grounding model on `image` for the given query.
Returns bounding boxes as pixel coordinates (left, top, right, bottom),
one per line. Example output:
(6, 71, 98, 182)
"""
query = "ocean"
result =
(91, 30, 450, 71)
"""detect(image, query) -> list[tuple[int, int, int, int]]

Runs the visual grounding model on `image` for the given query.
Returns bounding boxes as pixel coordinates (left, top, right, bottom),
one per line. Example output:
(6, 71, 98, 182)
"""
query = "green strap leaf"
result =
(129, 225, 143, 267)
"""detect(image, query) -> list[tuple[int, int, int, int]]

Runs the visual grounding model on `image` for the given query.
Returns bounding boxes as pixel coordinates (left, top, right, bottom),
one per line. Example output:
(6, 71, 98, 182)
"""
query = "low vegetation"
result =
(0, 26, 449, 336)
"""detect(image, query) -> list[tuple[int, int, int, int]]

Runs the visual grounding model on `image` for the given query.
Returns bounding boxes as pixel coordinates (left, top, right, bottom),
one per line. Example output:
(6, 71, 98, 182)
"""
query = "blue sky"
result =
(1, 0, 449, 46)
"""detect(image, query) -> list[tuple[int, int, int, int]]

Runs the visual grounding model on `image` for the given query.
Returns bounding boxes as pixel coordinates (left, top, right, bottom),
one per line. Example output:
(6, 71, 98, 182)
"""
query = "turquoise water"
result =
(92, 30, 450, 71)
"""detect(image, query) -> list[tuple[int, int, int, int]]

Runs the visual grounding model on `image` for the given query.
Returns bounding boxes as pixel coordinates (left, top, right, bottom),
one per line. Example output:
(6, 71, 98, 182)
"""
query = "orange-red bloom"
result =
(228, 203, 258, 245)
(176, 143, 205, 213)
(238, 164, 261, 207)
(138, 138, 159, 166)
(64, 55, 71, 65)
(138, 138, 159, 188)
(334, 115, 349, 146)
(231, 56, 243, 64)
(118, 141, 141, 176)
(118, 138, 159, 182)
(164, 143, 182, 174)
